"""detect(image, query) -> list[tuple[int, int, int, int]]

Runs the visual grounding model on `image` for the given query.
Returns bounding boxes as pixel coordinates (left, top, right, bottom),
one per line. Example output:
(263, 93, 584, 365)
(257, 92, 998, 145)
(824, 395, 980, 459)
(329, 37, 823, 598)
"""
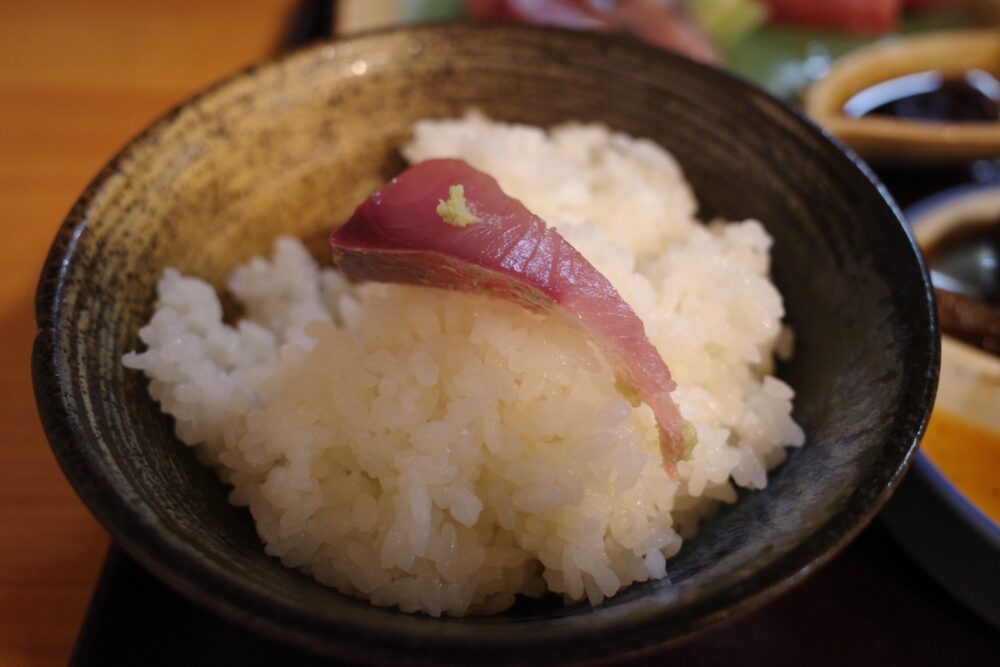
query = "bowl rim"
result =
(32, 21, 939, 664)
(905, 182, 1000, 552)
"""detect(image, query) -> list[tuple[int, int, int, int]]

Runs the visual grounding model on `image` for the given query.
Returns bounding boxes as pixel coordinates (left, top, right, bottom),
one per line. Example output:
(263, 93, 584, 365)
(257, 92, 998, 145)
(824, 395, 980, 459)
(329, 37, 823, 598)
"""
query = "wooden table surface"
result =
(0, 1, 296, 664)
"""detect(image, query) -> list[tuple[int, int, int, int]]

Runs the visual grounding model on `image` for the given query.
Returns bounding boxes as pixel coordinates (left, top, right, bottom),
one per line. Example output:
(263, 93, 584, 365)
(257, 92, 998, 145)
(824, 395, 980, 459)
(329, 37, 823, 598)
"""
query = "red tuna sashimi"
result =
(331, 158, 689, 474)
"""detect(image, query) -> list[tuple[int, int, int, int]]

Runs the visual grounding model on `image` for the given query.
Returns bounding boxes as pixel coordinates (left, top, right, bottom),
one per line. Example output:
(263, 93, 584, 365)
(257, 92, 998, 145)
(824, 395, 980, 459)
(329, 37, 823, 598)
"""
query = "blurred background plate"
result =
(882, 182, 1000, 630)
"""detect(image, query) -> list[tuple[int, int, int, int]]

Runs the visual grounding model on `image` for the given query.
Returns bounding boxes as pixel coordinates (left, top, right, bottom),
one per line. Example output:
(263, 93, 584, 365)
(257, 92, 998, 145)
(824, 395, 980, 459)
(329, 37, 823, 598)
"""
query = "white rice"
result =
(123, 114, 804, 617)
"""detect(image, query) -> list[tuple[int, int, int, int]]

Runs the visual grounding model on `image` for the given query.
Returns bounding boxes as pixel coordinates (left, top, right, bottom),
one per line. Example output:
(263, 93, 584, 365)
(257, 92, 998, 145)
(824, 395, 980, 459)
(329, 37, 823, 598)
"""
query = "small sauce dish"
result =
(805, 29, 1000, 163)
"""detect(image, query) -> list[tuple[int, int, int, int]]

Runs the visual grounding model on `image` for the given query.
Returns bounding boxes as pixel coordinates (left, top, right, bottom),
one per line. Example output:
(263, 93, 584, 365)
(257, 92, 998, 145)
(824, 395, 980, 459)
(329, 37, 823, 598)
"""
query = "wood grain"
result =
(0, 1, 295, 664)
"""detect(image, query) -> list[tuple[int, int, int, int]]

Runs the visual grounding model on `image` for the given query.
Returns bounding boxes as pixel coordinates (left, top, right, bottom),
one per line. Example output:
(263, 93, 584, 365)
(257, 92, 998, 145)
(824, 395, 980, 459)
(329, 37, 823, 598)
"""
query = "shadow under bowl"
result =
(32, 23, 938, 666)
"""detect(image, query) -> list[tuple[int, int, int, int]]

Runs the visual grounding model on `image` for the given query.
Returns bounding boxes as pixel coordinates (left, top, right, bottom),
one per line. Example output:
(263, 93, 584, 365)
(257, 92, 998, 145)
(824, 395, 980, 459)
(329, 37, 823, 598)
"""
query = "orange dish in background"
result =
(921, 410, 1000, 524)
(908, 184, 1000, 531)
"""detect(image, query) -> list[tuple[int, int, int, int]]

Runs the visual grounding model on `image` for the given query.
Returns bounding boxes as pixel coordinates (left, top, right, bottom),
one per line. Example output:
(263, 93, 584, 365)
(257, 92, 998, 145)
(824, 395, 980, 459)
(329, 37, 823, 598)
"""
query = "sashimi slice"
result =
(331, 158, 691, 474)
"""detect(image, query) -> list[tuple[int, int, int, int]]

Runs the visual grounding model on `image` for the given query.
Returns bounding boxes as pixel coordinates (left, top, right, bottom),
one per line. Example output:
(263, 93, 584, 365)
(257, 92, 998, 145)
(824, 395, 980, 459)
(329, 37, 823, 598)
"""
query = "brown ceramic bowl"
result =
(33, 23, 937, 665)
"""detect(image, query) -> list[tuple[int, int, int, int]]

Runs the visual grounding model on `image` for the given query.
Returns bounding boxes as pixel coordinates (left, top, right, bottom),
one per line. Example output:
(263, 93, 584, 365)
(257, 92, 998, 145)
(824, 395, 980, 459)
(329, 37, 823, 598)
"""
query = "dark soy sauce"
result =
(844, 69, 1000, 122)
(925, 217, 1000, 356)
(927, 217, 1000, 304)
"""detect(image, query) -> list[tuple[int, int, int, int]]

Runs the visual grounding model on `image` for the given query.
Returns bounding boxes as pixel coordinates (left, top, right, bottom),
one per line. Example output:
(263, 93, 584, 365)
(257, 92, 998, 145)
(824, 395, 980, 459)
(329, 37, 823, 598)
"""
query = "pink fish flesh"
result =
(331, 158, 688, 474)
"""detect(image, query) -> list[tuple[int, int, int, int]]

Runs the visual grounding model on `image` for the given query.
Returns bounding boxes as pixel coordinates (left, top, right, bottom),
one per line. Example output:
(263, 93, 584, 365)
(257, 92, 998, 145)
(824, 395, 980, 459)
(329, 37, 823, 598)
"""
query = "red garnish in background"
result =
(760, 0, 902, 34)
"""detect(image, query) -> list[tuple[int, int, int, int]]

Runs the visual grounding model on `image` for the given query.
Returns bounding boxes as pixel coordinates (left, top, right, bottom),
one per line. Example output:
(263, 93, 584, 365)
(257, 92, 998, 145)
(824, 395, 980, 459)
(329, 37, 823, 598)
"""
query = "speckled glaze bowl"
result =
(33, 23, 938, 665)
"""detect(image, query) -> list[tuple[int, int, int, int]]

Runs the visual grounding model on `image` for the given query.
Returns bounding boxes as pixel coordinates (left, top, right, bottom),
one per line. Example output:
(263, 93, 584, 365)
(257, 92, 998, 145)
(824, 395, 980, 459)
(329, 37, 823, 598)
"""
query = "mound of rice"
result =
(123, 114, 804, 617)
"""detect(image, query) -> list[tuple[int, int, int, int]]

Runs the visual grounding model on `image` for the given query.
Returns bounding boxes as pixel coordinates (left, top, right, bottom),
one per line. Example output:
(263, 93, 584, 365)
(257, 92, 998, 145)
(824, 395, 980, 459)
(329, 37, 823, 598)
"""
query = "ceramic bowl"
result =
(805, 30, 1000, 164)
(33, 23, 938, 665)
(881, 182, 1000, 629)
